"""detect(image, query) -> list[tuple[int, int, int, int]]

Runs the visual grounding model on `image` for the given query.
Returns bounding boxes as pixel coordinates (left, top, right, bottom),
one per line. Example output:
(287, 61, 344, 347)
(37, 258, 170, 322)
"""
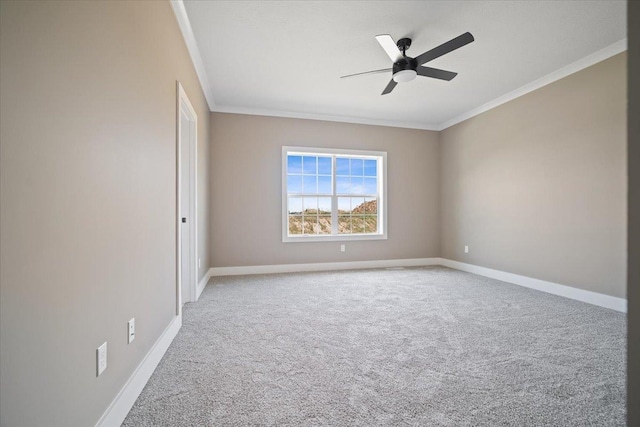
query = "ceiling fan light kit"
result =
(341, 32, 475, 95)
(393, 69, 417, 83)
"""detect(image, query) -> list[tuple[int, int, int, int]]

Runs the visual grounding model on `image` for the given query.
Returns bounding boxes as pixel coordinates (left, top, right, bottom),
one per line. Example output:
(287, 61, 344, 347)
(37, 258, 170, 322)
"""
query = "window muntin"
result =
(283, 147, 386, 242)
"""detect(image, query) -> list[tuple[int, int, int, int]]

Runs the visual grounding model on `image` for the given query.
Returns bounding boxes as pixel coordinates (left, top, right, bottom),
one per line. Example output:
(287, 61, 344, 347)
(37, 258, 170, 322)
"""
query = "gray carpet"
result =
(123, 266, 626, 426)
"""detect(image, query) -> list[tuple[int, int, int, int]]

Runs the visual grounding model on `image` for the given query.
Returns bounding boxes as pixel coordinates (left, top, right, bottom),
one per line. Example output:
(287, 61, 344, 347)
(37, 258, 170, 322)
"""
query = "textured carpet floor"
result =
(123, 266, 626, 426)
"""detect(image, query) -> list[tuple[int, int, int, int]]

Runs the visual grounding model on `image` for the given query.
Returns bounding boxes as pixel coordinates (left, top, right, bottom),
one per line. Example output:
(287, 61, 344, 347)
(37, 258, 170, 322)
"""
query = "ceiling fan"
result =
(341, 32, 474, 95)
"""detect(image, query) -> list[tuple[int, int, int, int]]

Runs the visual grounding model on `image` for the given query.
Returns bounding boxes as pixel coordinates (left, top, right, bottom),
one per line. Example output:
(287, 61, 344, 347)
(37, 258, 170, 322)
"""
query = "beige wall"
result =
(440, 53, 627, 298)
(210, 113, 440, 267)
(0, 1, 210, 426)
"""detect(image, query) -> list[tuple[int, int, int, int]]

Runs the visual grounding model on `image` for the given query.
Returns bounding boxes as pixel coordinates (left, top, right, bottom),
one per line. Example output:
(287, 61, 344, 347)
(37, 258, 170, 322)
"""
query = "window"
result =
(282, 146, 387, 242)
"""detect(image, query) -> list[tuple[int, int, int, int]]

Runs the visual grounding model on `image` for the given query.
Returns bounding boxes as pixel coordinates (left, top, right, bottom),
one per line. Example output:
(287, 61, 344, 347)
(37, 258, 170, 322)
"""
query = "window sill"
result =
(283, 233, 387, 243)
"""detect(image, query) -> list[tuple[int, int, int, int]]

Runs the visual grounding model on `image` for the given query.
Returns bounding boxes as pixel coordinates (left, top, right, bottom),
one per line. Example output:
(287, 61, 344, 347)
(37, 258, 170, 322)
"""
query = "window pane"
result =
(288, 197, 302, 214)
(303, 175, 317, 194)
(338, 197, 351, 213)
(288, 155, 302, 174)
(287, 174, 302, 194)
(365, 197, 377, 214)
(303, 156, 317, 174)
(318, 175, 332, 194)
(351, 197, 365, 214)
(364, 159, 377, 177)
(303, 197, 317, 213)
(303, 216, 317, 234)
(352, 216, 365, 233)
(318, 197, 331, 214)
(336, 158, 350, 175)
(338, 216, 351, 234)
(336, 176, 350, 194)
(364, 215, 377, 233)
(318, 156, 332, 175)
(289, 216, 302, 234)
(285, 149, 384, 239)
(364, 177, 377, 195)
(351, 158, 364, 176)
(350, 177, 364, 194)
(318, 216, 331, 234)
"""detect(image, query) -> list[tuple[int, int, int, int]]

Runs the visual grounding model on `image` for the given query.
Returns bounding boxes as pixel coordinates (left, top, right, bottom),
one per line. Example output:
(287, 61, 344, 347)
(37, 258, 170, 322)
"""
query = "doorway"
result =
(176, 82, 197, 314)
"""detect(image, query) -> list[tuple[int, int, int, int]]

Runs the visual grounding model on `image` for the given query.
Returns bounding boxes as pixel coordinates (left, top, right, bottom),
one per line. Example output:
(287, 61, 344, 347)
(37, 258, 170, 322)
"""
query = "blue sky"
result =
(287, 155, 377, 195)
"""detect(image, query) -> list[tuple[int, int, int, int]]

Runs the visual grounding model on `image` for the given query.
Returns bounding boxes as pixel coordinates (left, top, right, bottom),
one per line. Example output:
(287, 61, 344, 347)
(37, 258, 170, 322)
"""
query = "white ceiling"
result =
(178, 1, 626, 130)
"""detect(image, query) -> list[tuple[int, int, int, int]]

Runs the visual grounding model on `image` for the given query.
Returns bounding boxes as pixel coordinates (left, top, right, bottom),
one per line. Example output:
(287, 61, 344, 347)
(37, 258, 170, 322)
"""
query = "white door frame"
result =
(176, 81, 198, 315)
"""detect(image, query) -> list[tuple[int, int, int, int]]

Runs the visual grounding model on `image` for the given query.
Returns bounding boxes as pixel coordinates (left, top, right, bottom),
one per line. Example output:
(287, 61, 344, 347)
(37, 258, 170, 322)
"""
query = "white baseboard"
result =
(439, 258, 627, 313)
(208, 258, 441, 277)
(95, 313, 182, 427)
(196, 270, 211, 301)
(209, 257, 626, 313)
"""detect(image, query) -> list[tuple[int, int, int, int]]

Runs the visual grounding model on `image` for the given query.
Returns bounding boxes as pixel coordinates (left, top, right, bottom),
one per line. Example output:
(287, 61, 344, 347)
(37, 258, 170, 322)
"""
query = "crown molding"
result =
(211, 104, 440, 131)
(169, 0, 216, 111)
(438, 38, 628, 130)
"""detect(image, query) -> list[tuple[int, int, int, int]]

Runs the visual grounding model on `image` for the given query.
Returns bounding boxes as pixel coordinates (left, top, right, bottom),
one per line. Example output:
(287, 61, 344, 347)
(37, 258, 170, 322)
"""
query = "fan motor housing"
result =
(393, 57, 418, 75)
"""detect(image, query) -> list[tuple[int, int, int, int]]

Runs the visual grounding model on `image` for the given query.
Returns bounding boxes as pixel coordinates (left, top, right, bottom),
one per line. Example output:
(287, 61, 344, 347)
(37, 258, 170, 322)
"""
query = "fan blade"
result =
(340, 68, 392, 79)
(416, 66, 458, 81)
(381, 79, 397, 95)
(375, 34, 403, 63)
(414, 32, 474, 65)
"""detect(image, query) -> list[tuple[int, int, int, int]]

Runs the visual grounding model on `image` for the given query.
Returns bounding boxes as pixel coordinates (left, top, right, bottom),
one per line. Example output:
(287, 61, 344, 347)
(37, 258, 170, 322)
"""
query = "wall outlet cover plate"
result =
(128, 318, 135, 344)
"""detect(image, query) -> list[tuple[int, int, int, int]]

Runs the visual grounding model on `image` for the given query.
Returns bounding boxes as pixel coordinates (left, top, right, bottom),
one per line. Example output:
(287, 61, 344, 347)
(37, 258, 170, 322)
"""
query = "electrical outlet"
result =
(464, 245, 469, 253)
(96, 342, 107, 376)
(340, 244, 346, 252)
(128, 318, 135, 344)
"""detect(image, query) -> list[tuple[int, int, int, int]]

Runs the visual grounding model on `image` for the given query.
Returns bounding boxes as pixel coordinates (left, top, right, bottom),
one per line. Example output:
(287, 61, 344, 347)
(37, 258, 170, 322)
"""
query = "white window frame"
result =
(282, 146, 388, 242)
